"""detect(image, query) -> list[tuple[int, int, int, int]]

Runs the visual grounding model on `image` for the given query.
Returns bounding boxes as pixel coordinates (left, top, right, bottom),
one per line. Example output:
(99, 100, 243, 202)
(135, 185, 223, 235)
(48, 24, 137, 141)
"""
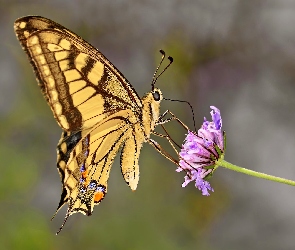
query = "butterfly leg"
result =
(151, 126, 199, 174)
(156, 110, 190, 131)
(152, 129, 181, 153)
(150, 132, 197, 177)
(149, 110, 195, 168)
(149, 119, 188, 167)
(148, 138, 179, 166)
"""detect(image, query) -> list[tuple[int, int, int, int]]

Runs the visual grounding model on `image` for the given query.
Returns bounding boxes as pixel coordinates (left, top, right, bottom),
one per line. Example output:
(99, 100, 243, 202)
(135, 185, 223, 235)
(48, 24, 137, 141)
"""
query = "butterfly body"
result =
(14, 16, 164, 229)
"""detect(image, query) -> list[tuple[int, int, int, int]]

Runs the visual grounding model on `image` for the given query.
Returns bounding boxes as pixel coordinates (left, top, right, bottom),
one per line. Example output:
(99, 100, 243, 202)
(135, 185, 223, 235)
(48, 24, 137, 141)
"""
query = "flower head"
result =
(177, 106, 225, 196)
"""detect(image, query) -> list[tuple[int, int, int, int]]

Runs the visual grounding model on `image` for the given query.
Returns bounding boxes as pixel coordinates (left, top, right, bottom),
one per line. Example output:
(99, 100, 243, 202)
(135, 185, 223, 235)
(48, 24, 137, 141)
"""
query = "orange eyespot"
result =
(94, 191, 104, 202)
(82, 169, 88, 179)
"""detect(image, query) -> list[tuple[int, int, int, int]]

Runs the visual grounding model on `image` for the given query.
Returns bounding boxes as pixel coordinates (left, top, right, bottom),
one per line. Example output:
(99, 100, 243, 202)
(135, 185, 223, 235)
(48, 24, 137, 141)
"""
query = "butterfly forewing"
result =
(14, 16, 164, 233)
(14, 16, 142, 131)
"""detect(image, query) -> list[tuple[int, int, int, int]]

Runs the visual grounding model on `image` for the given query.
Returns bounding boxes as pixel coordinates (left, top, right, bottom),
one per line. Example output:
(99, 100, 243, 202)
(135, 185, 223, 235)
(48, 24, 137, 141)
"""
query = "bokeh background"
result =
(1, 0, 295, 249)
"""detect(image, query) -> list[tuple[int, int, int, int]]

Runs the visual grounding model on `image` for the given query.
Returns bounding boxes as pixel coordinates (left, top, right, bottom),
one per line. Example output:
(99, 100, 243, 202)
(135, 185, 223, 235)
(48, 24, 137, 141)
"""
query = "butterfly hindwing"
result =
(56, 110, 145, 218)
(120, 123, 145, 190)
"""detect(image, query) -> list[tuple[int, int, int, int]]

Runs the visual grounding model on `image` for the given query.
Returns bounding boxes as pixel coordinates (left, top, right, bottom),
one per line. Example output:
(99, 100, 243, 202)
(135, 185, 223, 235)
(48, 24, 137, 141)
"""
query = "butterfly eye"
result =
(153, 91, 161, 101)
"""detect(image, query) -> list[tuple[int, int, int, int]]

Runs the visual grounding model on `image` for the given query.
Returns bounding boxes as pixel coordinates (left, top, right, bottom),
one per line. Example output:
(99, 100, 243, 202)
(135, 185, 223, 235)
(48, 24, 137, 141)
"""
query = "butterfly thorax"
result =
(140, 87, 163, 140)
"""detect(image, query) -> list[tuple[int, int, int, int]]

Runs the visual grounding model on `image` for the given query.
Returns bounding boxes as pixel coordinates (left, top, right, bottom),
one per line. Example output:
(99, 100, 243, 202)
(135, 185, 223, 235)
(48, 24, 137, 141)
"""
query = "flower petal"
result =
(177, 106, 224, 196)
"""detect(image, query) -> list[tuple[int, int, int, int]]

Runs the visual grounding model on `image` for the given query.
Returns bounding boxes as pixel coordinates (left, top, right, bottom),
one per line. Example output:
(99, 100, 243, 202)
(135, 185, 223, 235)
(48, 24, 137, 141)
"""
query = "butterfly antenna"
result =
(163, 98, 197, 132)
(152, 50, 173, 90)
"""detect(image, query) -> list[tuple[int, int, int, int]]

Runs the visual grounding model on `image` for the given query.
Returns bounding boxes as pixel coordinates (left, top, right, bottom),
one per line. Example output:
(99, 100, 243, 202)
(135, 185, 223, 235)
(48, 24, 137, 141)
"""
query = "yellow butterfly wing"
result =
(14, 16, 142, 131)
(14, 16, 163, 233)
(56, 109, 143, 214)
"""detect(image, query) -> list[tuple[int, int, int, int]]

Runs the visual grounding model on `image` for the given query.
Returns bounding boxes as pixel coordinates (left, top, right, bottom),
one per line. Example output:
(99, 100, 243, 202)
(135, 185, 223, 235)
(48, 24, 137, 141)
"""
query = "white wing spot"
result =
(29, 36, 39, 45)
(38, 55, 46, 65)
(42, 65, 50, 76)
(58, 115, 69, 130)
(50, 90, 58, 102)
(54, 102, 62, 115)
(23, 31, 29, 38)
(19, 22, 27, 29)
(47, 76, 55, 88)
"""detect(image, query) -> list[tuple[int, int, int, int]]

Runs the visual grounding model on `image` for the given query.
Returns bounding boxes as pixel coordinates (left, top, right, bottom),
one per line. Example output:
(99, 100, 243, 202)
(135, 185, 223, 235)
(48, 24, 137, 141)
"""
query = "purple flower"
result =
(177, 106, 225, 196)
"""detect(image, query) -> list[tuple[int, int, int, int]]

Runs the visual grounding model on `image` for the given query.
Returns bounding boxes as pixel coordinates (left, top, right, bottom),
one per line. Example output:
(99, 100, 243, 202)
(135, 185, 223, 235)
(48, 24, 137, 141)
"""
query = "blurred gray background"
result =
(1, 0, 295, 249)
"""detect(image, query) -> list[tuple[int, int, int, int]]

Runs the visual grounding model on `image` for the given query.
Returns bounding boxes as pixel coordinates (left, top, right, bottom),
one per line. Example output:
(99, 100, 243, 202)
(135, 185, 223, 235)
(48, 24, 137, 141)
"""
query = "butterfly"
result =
(14, 16, 181, 234)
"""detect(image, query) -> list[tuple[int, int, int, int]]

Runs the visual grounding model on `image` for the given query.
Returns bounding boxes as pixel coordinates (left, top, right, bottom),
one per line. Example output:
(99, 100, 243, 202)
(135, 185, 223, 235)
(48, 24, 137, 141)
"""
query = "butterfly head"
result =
(142, 49, 172, 129)
(142, 87, 163, 104)
(152, 88, 162, 102)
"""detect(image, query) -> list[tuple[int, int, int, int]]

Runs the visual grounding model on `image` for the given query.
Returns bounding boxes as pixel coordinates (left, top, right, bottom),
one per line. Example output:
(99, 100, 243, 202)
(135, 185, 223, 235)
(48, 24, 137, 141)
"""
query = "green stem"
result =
(216, 159, 295, 186)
